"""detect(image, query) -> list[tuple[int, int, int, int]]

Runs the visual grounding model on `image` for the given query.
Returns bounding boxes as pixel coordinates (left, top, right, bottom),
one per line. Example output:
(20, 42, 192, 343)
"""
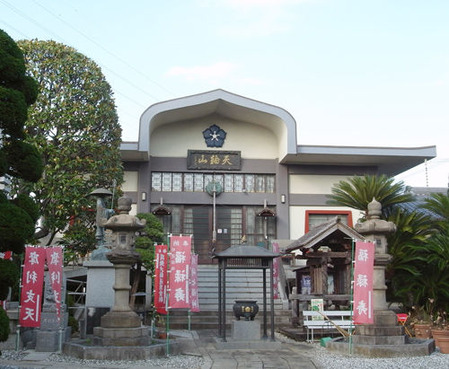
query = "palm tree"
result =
(327, 175, 414, 218)
(327, 175, 447, 311)
(423, 190, 449, 232)
(386, 208, 435, 307)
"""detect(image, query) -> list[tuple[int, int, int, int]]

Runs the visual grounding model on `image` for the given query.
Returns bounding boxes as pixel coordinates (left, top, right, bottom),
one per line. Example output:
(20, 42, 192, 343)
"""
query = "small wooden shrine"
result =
(286, 217, 364, 309)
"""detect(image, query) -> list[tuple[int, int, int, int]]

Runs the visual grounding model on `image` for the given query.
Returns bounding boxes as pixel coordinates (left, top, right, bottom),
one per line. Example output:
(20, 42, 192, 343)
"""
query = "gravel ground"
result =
(275, 333, 449, 369)
(312, 345, 449, 369)
(0, 350, 204, 369)
(3, 336, 449, 369)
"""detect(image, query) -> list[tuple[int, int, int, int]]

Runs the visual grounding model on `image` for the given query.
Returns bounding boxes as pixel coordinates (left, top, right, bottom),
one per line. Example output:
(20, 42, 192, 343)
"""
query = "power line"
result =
(0, 0, 173, 111)
(0, 0, 64, 42)
(32, 0, 176, 100)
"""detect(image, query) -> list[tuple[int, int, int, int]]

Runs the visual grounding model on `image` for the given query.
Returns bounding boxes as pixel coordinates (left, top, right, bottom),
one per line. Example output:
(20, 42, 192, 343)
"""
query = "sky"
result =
(1, 0, 448, 188)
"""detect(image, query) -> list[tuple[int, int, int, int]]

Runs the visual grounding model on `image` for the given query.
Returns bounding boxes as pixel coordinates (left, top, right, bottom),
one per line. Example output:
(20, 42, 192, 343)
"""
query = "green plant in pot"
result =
(431, 311, 449, 348)
(411, 299, 434, 339)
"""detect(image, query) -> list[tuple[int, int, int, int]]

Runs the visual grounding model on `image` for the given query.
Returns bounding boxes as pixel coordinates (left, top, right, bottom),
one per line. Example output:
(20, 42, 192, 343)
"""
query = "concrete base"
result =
(93, 326, 151, 346)
(216, 322, 281, 350)
(215, 336, 282, 350)
(232, 320, 261, 341)
(84, 260, 115, 308)
(352, 334, 405, 346)
(326, 337, 435, 358)
(35, 309, 71, 352)
(84, 260, 115, 335)
(35, 327, 71, 352)
(100, 310, 142, 328)
(63, 338, 183, 360)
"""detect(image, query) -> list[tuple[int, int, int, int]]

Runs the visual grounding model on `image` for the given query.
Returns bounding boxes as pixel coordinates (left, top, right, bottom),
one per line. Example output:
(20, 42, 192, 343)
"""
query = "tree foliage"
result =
(15, 39, 123, 246)
(130, 213, 164, 308)
(423, 190, 449, 232)
(134, 213, 165, 272)
(58, 210, 97, 264)
(328, 175, 449, 312)
(327, 175, 414, 218)
(0, 29, 42, 344)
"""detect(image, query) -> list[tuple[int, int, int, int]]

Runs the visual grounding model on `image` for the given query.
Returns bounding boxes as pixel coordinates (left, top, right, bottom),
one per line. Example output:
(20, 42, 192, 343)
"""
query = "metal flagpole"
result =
(166, 234, 172, 356)
(15, 252, 24, 351)
(349, 238, 356, 355)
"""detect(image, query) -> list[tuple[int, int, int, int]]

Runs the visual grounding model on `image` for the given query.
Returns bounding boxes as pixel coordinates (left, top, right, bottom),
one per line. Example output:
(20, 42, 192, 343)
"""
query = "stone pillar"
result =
(35, 273, 71, 351)
(353, 198, 403, 345)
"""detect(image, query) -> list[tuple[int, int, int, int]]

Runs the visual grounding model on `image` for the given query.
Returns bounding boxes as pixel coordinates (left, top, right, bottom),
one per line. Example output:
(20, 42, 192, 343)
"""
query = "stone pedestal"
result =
(84, 260, 114, 307)
(91, 252, 150, 346)
(93, 325, 151, 346)
(232, 320, 261, 341)
(35, 273, 71, 352)
(216, 320, 281, 350)
(35, 307, 71, 352)
(84, 259, 114, 334)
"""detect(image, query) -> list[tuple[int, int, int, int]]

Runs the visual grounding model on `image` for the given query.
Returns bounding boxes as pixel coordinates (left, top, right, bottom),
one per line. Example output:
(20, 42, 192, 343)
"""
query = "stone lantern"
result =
(353, 198, 401, 344)
(92, 196, 150, 346)
(326, 198, 435, 356)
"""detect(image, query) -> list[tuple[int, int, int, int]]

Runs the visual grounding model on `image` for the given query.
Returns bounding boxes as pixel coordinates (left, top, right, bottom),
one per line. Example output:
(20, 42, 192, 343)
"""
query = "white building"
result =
(120, 89, 435, 263)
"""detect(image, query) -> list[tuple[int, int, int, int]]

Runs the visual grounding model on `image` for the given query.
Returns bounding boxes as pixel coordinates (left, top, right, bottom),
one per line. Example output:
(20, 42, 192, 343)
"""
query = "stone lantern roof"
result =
(102, 197, 146, 233)
(354, 198, 396, 235)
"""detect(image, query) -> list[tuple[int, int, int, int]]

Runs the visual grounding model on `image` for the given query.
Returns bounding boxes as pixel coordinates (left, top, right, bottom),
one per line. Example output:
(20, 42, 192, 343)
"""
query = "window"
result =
(150, 172, 275, 193)
(151, 172, 161, 191)
(234, 174, 243, 192)
(172, 173, 182, 191)
(184, 173, 193, 192)
(194, 174, 204, 191)
(224, 174, 234, 192)
(162, 173, 172, 191)
(305, 210, 353, 233)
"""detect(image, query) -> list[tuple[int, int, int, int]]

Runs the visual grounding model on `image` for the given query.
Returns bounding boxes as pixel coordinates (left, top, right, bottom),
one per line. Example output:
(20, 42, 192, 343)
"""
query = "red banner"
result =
(19, 247, 46, 327)
(46, 247, 63, 320)
(272, 242, 280, 299)
(353, 241, 375, 324)
(189, 254, 200, 312)
(168, 236, 191, 309)
(0, 251, 11, 260)
(154, 244, 168, 314)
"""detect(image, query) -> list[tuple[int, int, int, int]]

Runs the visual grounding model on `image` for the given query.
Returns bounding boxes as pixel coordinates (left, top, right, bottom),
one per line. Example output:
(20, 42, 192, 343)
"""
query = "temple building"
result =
(120, 89, 435, 264)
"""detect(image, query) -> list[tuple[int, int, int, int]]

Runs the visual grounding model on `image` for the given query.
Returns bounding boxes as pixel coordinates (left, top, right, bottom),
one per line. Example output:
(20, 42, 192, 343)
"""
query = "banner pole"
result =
(166, 234, 171, 356)
(349, 238, 355, 355)
(15, 252, 24, 351)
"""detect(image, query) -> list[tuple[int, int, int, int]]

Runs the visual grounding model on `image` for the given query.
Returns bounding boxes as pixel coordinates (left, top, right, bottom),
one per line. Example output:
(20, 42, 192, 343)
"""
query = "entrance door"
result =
(162, 205, 275, 264)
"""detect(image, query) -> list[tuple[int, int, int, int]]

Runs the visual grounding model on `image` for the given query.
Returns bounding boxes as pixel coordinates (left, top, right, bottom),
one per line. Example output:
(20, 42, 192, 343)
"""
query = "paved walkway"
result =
(195, 330, 319, 369)
(0, 330, 320, 369)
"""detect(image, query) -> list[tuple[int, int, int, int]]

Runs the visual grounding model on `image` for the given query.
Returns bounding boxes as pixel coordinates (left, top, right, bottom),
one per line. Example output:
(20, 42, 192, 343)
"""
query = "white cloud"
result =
(166, 62, 237, 82)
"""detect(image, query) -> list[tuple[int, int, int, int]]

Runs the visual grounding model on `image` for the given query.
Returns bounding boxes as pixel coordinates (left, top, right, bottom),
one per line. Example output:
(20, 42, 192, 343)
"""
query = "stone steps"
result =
(167, 265, 291, 329)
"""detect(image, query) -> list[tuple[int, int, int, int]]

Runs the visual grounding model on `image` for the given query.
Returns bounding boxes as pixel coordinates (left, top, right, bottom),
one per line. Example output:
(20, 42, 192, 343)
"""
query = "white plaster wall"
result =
(150, 117, 278, 159)
(289, 206, 364, 240)
(289, 174, 350, 194)
(123, 171, 138, 192)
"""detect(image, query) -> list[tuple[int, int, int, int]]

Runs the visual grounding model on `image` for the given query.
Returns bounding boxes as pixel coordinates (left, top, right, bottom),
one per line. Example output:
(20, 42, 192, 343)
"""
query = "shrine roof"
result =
(285, 216, 363, 253)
